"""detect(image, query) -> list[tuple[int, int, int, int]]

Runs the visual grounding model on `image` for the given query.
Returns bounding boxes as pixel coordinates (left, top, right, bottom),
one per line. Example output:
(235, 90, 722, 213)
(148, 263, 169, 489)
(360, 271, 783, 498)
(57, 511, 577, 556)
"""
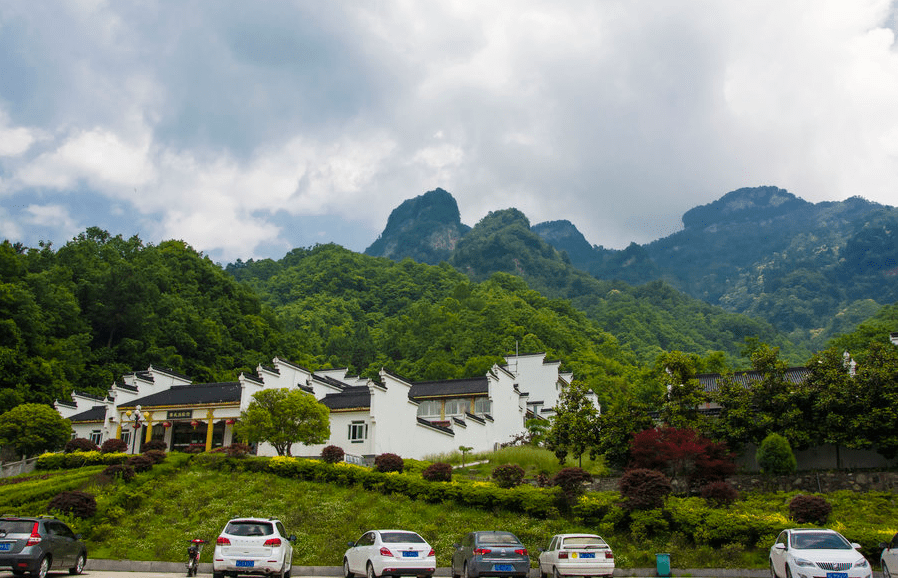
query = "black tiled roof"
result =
(465, 412, 485, 425)
(417, 417, 454, 435)
(312, 374, 351, 390)
(114, 382, 139, 392)
(697, 367, 810, 393)
(320, 386, 371, 410)
(69, 405, 107, 422)
(118, 382, 241, 409)
(73, 391, 105, 401)
(56, 399, 76, 408)
(409, 377, 488, 400)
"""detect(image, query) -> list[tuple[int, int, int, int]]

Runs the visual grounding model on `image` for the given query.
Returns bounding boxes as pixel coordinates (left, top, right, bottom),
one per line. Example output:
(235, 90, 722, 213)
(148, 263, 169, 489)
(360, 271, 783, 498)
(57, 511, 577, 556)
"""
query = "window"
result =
(121, 430, 131, 448)
(416, 400, 441, 418)
(89, 430, 102, 446)
(348, 421, 367, 443)
(444, 399, 466, 416)
(474, 398, 491, 415)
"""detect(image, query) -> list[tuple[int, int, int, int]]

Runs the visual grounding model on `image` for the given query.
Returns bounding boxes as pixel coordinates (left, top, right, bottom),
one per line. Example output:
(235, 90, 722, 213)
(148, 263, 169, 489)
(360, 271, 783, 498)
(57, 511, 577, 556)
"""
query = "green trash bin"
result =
(655, 553, 671, 577)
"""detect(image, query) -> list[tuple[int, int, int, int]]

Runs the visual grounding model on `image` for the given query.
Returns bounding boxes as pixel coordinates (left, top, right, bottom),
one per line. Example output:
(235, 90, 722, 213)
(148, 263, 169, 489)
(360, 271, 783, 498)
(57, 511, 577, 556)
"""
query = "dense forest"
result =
(3, 185, 897, 416)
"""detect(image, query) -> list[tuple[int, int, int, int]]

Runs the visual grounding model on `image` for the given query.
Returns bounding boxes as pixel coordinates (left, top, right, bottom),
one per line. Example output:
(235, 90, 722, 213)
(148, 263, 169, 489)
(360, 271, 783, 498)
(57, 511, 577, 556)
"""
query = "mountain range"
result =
(365, 186, 898, 353)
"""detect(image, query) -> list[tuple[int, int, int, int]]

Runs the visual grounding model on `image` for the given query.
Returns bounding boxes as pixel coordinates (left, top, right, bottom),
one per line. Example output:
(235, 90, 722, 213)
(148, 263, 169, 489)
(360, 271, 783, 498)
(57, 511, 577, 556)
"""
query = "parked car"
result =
(770, 528, 871, 578)
(0, 516, 87, 578)
(538, 534, 614, 578)
(343, 529, 436, 578)
(212, 517, 296, 578)
(879, 533, 898, 578)
(451, 531, 529, 578)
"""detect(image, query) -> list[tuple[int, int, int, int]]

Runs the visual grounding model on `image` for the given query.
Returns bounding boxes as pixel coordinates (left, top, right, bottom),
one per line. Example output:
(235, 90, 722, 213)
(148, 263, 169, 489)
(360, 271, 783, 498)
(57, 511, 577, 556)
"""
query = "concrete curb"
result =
(82, 560, 781, 577)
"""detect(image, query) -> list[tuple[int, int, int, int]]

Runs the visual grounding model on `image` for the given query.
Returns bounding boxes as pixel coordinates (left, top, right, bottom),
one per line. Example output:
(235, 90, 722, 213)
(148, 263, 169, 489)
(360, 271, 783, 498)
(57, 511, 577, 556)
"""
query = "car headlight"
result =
(793, 558, 816, 568)
(853, 559, 869, 568)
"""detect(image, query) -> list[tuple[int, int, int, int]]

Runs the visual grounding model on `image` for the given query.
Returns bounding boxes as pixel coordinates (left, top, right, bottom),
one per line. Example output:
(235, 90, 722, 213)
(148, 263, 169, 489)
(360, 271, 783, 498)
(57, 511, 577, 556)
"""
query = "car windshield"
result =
(225, 521, 274, 537)
(381, 532, 425, 544)
(791, 532, 851, 550)
(562, 536, 607, 548)
(0, 520, 34, 534)
(478, 533, 520, 546)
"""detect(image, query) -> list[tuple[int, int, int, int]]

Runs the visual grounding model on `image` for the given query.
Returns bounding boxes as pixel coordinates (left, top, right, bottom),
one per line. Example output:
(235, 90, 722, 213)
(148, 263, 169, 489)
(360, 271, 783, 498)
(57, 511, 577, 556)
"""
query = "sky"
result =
(1, 1, 898, 264)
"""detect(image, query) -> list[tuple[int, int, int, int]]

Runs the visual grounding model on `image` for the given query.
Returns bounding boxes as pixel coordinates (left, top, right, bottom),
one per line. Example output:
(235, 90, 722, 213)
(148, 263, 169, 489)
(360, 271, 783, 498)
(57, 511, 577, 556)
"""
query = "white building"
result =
(56, 353, 597, 460)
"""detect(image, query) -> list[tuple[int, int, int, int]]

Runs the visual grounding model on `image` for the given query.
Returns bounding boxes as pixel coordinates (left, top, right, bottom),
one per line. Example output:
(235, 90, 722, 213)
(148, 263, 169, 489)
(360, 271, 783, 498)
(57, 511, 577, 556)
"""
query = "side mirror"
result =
(453, 543, 461, 549)
(879, 542, 888, 550)
(289, 535, 297, 543)
(773, 544, 786, 551)
(348, 542, 356, 548)
(74, 534, 82, 540)
(852, 543, 862, 550)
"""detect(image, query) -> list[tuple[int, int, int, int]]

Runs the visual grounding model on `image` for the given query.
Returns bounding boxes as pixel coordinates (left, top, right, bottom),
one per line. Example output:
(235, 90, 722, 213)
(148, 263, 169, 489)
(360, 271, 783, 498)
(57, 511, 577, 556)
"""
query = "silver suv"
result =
(0, 516, 87, 578)
(212, 517, 296, 578)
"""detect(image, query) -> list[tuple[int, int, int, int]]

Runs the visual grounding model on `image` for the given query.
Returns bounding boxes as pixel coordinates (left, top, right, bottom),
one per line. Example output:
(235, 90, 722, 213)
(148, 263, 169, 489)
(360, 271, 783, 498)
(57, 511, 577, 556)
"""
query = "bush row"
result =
(197, 454, 561, 517)
(36, 451, 129, 470)
(0, 466, 106, 514)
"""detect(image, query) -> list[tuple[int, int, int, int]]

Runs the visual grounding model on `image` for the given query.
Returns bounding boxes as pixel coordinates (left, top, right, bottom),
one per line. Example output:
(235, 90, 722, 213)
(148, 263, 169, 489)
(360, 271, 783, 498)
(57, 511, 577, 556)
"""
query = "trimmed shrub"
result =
(619, 468, 672, 511)
(143, 440, 167, 452)
(789, 494, 832, 524)
(422, 462, 453, 482)
(64, 438, 100, 453)
(321, 445, 345, 464)
(184, 443, 206, 454)
(126, 454, 154, 473)
(48, 490, 97, 519)
(551, 467, 592, 510)
(374, 453, 404, 473)
(100, 438, 128, 454)
(143, 450, 166, 464)
(701, 481, 739, 507)
(491, 464, 525, 488)
(102, 464, 136, 482)
(756, 433, 797, 474)
(225, 443, 252, 457)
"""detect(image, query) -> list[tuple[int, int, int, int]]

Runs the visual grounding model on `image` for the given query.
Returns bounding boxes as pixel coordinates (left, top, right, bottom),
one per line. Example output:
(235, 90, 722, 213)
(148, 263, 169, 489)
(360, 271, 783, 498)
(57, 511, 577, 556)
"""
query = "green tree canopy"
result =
(0, 403, 72, 457)
(234, 388, 330, 456)
(545, 380, 600, 466)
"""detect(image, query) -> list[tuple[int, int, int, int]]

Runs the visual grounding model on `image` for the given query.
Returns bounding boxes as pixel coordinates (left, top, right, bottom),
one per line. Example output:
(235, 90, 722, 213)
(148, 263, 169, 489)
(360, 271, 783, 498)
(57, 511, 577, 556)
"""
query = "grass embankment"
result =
(428, 445, 608, 478)
(3, 449, 897, 570)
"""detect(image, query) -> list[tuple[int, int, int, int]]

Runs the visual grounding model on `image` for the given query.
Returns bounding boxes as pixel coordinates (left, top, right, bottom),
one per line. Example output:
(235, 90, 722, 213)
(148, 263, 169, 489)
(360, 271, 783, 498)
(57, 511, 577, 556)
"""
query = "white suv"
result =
(213, 517, 296, 578)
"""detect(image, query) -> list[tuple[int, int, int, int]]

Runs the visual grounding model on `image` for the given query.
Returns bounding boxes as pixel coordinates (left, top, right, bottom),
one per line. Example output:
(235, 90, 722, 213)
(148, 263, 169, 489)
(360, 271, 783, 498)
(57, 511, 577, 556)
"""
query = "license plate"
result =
(0, 543, 11, 552)
(826, 574, 847, 578)
(493, 564, 514, 572)
(403, 551, 418, 558)
(579, 552, 595, 559)
(236, 560, 254, 568)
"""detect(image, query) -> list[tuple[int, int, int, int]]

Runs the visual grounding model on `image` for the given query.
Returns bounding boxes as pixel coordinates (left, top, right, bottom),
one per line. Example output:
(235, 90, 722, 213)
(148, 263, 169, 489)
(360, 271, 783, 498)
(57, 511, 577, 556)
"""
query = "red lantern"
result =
(162, 421, 172, 428)
(132, 423, 141, 429)
(225, 418, 236, 425)
(190, 420, 199, 428)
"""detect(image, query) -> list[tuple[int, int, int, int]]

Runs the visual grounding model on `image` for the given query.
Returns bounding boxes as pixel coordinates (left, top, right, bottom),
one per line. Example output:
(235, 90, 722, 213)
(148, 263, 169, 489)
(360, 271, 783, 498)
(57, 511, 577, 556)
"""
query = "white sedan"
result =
(343, 529, 436, 578)
(538, 534, 614, 578)
(770, 528, 871, 578)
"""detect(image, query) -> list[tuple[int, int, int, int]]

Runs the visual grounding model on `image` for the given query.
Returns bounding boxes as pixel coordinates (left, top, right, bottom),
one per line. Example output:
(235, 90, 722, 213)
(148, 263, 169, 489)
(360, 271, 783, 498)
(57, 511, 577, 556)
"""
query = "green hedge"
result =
(0, 466, 106, 514)
(195, 454, 561, 518)
(36, 451, 129, 469)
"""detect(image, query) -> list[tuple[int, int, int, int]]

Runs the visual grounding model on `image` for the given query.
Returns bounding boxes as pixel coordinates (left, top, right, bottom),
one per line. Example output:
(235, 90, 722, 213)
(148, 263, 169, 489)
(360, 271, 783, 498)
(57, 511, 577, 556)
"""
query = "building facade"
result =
(56, 353, 595, 460)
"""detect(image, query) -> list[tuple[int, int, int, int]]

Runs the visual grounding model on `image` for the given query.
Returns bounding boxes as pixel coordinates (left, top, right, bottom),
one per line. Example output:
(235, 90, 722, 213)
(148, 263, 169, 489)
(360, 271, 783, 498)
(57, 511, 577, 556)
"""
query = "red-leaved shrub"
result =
(491, 464, 525, 488)
(100, 438, 128, 453)
(64, 438, 100, 453)
(701, 481, 739, 507)
(374, 453, 404, 473)
(422, 462, 453, 482)
(789, 494, 832, 524)
(48, 491, 97, 518)
(321, 445, 345, 464)
(619, 468, 672, 510)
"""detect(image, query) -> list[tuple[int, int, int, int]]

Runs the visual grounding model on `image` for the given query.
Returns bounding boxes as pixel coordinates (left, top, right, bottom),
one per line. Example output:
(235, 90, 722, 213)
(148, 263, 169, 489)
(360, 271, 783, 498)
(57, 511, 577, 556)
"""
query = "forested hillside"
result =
(0, 228, 286, 411)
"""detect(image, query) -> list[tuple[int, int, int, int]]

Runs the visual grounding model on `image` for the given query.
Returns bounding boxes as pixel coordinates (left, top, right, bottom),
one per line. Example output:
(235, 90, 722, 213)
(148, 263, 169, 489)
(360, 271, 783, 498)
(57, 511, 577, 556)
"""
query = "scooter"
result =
(186, 538, 207, 577)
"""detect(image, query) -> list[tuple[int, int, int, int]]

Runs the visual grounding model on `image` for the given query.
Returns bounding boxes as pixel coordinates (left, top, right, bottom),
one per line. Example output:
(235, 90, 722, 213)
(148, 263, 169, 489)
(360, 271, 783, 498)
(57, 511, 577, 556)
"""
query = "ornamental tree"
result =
(629, 427, 735, 493)
(234, 388, 330, 456)
(546, 380, 599, 466)
(0, 403, 72, 457)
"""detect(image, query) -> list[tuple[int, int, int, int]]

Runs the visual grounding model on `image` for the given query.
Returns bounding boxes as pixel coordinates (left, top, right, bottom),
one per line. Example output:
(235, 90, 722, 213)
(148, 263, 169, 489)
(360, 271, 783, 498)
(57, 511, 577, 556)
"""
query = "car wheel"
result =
(785, 565, 793, 578)
(553, 567, 561, 578)
(34, 556, 50, 578)
(213, 572, 223, 578)
(770, 561, 777, 578)
(367, 562, 379, 578)
(885, 562, 892, 578)
(465, 562, 475, 578)
(69, 552, 86, 575)
(451, 562, 459, 578)
(345, 558, 355, 578)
